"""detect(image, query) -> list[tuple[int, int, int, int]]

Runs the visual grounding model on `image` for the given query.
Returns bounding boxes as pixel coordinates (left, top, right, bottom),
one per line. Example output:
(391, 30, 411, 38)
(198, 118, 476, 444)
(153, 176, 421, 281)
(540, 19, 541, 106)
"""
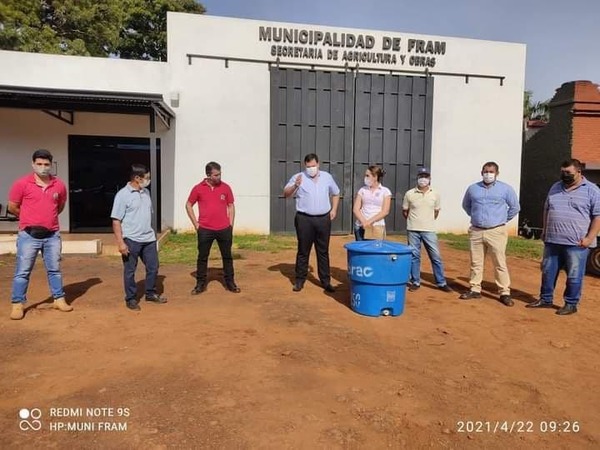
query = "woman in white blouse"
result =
(353, 165, 392, 240)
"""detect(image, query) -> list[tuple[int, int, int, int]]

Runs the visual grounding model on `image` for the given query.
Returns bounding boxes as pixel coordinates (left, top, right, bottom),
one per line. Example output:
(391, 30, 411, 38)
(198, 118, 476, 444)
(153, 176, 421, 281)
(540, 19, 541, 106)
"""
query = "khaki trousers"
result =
(468, 225, 510, 295)
(364, 225, 386, 240)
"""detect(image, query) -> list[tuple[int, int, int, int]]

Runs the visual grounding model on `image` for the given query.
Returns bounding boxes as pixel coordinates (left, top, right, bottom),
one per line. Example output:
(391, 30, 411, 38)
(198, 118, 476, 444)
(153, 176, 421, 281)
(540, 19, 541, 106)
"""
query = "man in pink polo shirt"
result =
(185, 161, 240, 294)
(7, 149, 71, 320)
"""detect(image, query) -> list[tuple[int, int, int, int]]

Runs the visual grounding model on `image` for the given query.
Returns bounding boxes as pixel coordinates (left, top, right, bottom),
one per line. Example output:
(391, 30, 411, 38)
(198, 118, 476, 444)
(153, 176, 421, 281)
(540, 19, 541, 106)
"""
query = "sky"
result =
(200, 0, 599, 102)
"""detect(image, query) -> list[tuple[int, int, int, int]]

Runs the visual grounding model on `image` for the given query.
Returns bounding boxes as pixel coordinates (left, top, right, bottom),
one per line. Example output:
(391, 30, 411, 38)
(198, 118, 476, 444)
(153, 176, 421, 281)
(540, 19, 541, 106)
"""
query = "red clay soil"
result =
(0, 236, 599, 449)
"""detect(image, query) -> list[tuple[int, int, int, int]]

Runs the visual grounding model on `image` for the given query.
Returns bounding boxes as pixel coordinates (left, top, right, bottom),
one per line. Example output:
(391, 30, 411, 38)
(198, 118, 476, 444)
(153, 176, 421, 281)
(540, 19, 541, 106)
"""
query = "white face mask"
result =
(417, 177, 430, 187)
(482, 173, 496, 184)
(140, 178, 151, 188)
(306, 166, 318, 177)
(364, 177, 373, 187)
(33, 166, 51, 177)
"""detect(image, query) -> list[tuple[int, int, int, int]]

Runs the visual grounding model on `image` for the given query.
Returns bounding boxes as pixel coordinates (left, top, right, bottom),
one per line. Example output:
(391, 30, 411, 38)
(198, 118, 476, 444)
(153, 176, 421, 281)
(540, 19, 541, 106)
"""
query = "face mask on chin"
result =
(417, 177, 430, 187)
(306, 166, 318, 177)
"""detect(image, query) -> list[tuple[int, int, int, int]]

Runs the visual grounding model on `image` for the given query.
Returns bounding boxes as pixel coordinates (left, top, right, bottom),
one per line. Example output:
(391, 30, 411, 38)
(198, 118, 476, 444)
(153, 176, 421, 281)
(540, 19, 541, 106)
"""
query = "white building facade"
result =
(0, 13, 526, 234)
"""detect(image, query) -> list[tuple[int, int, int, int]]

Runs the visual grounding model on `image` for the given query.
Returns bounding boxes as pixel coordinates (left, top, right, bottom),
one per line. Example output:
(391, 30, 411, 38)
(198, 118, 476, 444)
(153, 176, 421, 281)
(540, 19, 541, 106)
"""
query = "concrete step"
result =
(0, 229, 170, 256)
(0, 238, 102, 255)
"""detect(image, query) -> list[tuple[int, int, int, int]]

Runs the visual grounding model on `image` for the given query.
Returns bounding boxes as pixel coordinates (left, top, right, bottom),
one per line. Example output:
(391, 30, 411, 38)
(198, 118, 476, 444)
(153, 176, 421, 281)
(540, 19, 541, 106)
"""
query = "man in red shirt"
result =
(8, 149, 72, 320)
(185, 161, 240, 294)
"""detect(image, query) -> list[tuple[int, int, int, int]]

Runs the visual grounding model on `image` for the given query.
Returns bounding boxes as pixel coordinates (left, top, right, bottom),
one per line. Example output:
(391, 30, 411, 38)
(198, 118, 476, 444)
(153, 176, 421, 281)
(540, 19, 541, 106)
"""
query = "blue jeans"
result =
(540, 243, 589, 305)
(122, 238, 159, 302)
(354, 224, 365, 241)
(11, 230, 64, 303)
(407, 230, 447, 287)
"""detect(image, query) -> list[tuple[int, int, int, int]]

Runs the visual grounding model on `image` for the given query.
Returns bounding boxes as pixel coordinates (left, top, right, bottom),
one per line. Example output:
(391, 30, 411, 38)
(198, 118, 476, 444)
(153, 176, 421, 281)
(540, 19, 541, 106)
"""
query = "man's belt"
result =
(297, 211, 330, 218)
(473, 223, 505, 230)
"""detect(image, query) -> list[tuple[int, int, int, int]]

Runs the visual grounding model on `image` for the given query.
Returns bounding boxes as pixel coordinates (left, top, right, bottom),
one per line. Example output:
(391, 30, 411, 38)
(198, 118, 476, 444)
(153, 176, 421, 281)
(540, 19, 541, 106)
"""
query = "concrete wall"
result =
(0, 14, 527, 234)
(0, 50, 175, 232)
(167, 13, 526, 233)
(0, 49, 167, 93)
(0, 108, 169, 231)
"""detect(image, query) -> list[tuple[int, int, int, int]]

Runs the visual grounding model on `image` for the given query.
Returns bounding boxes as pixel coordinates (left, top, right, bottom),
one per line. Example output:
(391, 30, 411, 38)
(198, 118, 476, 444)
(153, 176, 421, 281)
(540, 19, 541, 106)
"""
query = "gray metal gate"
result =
(270, 68, 433, 234)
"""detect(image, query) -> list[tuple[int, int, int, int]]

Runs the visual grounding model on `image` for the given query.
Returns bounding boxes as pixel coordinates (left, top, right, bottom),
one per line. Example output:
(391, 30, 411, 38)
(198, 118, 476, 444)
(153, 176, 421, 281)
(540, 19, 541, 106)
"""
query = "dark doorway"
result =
(270, 68, 433, 234)
(68, 135, 161, 233)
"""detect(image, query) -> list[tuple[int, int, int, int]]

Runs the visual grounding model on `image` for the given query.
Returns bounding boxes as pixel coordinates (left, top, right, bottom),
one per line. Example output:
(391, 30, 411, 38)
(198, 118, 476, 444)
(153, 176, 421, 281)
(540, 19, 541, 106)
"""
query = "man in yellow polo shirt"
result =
(402, 168, 452, 292)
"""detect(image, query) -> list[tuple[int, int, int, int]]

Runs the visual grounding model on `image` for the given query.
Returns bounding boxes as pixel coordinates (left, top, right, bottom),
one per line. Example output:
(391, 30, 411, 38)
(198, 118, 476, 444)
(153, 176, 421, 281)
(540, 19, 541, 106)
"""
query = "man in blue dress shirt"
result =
(460, 162, 520, 306)
(284, 153, 340, 293)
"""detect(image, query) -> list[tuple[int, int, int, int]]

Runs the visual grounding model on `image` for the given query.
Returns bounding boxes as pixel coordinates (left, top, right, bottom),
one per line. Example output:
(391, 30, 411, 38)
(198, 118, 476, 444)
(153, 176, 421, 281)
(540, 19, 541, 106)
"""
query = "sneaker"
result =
(459, 290, 482, 300)
(292, 280, 305, 292)
(408, 284, 420, 292)
(145, 294, 167, 303)
(126, 301, 141, 311)
(10, 303, 25, 320)
(438, 285, 453, 293)
(53, 297, 73, 312)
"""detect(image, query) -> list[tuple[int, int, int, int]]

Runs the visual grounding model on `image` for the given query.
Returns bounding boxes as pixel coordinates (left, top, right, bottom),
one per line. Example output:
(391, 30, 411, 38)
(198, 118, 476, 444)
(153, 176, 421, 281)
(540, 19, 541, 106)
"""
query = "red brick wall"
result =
(520, 80, 600, 227)
(571, 81, 600, 164)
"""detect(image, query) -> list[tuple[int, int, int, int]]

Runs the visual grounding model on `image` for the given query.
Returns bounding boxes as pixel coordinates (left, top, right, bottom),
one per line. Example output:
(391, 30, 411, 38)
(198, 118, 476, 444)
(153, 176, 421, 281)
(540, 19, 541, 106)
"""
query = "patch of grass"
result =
(159, 233, 296, 265)
(506, 236, 544, 260)
(158, 232, 199, 265)
(438, 233, 544, 260)
(438, 233, 470, 252)
(234, 234, 296, 252)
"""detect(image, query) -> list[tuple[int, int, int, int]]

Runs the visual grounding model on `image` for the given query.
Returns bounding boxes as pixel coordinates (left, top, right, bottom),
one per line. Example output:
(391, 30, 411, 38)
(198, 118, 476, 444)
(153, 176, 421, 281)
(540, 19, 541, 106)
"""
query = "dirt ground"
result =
(0, 235, 599, 449)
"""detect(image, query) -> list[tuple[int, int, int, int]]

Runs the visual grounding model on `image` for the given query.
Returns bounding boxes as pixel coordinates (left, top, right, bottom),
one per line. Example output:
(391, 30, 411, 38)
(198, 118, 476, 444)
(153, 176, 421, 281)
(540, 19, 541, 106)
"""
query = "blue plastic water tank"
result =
(344, 240, 412, 317)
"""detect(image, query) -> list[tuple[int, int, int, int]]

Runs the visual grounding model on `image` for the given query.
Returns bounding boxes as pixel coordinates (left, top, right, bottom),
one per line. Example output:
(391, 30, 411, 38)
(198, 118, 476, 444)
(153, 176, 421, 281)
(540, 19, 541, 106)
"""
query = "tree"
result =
(523, 90, 550, 122)
(0, 0, 205, 60)
(118, 0, 205, 61)
(0, 0, 123, 56)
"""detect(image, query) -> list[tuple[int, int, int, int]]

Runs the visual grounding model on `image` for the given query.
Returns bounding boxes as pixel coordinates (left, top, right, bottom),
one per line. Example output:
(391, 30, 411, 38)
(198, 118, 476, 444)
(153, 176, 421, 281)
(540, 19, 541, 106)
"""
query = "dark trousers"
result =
(294, 212, 331, 285)
(122, 238, 159, 302)
(196, 226, 235, 286)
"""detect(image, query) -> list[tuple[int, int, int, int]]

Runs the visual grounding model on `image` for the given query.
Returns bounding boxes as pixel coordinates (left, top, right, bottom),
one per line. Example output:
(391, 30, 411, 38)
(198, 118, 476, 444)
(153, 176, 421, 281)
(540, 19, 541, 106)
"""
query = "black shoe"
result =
(556, 304, 577, 315)
(145, 294, 167, 303)
(499, 295, 514, 307)
(126, 301, 141, 311)
(292, 280, 305, 292)
(323, 284, 336, 293)
(408, 284, 420, 292)
(191, 284, 207, 295)
(459, 290, 482, 300)
(226, 283, 241, 293)
(525, 299, 554, 309)
(439, 285, 453, 293)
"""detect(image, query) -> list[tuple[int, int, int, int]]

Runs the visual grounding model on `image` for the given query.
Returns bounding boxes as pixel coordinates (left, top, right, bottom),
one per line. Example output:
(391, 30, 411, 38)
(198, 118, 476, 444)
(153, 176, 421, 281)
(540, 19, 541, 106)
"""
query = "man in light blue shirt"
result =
(111, 164, 166, 311)
(460, 161, 520, 306)
(284, 153, 340, 293)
